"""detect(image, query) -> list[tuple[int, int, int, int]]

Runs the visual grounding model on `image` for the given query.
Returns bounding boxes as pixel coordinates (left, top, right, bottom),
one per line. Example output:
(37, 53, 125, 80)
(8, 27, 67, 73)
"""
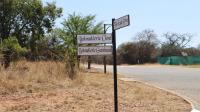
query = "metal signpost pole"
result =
(77, 15, 129, 112)
(112, 18, 118, 112)
(88, 56, 91, 69)
(103, 24, 107, 74)
(103, 24, 112, 74)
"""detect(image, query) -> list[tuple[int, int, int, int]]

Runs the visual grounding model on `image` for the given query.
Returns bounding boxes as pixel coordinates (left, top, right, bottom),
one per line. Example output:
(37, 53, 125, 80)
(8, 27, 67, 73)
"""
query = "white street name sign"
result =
(77, 34, 112, 44)
(78, 46, 112, 55)
(114, 15, 130, 30)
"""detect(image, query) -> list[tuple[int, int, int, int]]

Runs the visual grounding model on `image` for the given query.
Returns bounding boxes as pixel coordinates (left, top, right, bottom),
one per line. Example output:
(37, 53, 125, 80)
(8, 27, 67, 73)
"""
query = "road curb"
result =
(93, 66, 199, 112)
(119, 77, 197, 112)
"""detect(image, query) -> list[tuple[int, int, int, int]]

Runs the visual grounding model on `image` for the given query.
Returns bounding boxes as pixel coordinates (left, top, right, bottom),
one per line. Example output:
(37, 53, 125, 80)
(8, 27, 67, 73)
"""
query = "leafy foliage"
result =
(0, 0, 62, 60)
(61, 13, 103, 79)
(0, 37, 27, 68)
(117, 42, 138, 64)
(1, 37, 27, 59)
(117, 41, 157, 64)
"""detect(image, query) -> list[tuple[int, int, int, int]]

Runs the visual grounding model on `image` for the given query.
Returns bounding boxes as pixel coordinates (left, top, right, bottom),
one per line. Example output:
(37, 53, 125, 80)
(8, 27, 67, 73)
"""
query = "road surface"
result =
(94, 65, 200, 111)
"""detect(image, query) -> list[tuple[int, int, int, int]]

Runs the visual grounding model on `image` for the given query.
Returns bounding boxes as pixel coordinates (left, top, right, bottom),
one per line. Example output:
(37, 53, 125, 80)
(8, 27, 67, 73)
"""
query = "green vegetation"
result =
(0, 37, 27, 68)
(46, 13, 103, 79)
(1, 0, 200, 75)
(92, 29, 200, 65)
(115, 31, 200, 65)
(0, 0, 103, 79)
(0, 0, 62, 60)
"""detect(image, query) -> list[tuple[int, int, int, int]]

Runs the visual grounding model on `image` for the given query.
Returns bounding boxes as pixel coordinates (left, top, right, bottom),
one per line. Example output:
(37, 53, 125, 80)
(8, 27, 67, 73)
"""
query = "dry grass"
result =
(0, 61, 72, 95)
(185, 64, 200, 68)
(0, 61, 191, 112)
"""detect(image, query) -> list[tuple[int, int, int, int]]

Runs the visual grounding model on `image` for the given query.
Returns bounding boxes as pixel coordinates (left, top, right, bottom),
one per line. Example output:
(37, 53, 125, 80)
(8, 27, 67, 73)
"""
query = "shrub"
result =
(0, 37, 27, 68)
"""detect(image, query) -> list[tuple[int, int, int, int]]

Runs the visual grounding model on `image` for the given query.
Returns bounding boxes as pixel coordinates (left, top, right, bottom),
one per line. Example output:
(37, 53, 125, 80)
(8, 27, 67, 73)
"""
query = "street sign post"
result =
(77, 34, 112, 44)
(78, 46, 112, 56)
(77, 15, 130, 112)
(112, 15, 130, 112)
(103, 24, 112, 74)
(113, 15, 130, 30)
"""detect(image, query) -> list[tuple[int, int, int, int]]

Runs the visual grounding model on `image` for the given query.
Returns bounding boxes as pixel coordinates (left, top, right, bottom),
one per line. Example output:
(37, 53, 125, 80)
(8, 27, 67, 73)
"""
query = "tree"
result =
(41, 28, 67, 60)
(160, 32, 192, 57)
(162, 32, 192, 48)
(61, 13, 103, 79)
(117, 42, 138, 64)
(0, 0, 62, 60)
(134, 29, 159, 45)
(0, 0, 17, 40)
(184, 47, 200, 56)
(19, 0, 62, 60)
(134, 29, 158, 63)
(0, 37, 27, 68)
(116, 29, 159, 65)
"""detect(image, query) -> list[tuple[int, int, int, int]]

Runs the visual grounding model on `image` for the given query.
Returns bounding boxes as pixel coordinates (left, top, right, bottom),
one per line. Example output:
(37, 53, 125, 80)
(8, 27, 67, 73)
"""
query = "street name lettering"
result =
(77, 34, 112, 44)
(78, 46, 112, 55)
(114, 15, 130, 30)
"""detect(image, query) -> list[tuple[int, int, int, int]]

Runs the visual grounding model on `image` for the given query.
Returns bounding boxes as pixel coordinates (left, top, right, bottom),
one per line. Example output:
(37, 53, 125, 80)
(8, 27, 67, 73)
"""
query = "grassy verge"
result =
(0, 61, 191, 112)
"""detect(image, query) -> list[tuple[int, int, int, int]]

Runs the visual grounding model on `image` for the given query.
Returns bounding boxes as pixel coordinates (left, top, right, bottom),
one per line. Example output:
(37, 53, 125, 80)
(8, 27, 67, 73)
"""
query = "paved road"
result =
(94, 65, 200, 110)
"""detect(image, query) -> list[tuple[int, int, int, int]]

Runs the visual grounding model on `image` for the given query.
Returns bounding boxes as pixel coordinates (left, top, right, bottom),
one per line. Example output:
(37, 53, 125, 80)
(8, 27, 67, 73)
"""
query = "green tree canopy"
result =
(62, 13, 103, 46)
(60, 13, 103, 58)
(60, 13, 103, 79)
(0, 0, 62, 60)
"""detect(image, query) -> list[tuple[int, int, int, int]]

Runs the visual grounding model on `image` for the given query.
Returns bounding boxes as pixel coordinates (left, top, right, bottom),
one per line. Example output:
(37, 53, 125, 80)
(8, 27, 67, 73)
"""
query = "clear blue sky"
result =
(42, 0, 200, 47)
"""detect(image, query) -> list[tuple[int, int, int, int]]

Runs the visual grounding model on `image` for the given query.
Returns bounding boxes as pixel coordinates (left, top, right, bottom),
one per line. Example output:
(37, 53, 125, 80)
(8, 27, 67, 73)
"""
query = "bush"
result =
(0, 37, 27, 68)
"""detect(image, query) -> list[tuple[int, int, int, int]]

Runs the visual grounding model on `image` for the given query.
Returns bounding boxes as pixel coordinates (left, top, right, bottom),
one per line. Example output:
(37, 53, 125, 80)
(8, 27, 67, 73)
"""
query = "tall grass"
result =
(0, 61, 78, 94)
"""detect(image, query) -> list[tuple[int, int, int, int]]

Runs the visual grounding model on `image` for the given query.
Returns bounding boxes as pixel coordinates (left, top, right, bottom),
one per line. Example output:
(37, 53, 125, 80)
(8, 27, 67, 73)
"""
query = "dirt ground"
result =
(186, 64, 200, 68)
(0, 62, 191, 112)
